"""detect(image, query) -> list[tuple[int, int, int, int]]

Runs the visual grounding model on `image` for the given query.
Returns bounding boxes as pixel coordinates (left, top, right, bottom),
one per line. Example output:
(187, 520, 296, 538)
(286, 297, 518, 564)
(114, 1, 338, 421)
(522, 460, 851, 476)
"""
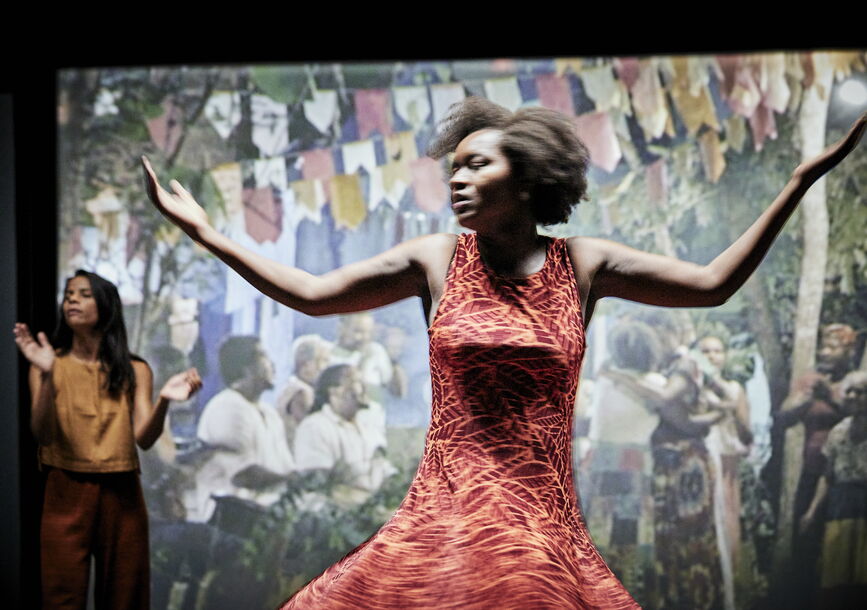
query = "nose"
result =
(449, 168, 470, 189)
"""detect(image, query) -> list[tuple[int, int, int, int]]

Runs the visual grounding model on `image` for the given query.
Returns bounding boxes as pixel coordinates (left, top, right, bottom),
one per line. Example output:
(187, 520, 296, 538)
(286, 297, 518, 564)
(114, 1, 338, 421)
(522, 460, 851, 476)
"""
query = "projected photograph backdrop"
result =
(57, 52, 867, 609)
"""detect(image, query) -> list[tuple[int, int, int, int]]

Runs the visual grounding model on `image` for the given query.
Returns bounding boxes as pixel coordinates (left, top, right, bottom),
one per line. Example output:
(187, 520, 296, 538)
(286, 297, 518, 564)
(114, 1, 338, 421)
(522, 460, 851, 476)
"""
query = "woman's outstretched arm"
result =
(573, 112, 866, 309)
(141, 157, 443, 316)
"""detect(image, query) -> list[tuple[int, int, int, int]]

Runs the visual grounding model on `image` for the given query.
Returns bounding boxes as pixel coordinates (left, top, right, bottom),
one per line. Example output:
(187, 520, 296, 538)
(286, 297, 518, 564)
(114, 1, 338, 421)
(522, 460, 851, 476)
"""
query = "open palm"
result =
(141, 156, 210, 236)
(13, 323, 55, 373)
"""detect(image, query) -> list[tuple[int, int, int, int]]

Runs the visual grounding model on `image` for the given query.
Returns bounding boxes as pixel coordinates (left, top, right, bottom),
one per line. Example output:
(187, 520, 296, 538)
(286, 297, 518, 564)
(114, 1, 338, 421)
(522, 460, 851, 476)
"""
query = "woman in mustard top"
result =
(14, 269, 202, 609)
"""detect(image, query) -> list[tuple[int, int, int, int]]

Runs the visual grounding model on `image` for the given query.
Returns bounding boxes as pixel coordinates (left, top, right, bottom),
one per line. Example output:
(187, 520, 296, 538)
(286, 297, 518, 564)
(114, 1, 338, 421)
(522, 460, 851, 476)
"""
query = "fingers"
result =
(186, 367, 203, 394)
(37, 332, 51, 348)
(169, 179, 193, 201)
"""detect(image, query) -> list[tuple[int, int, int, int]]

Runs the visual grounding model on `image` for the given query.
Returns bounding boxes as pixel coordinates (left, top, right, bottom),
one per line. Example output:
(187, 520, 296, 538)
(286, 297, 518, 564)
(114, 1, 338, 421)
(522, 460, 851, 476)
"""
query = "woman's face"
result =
(449, 129, 524, 231)
(698, 336, 726, 371)
(843, 374, 867, 416)
(62, 275, 99, 330)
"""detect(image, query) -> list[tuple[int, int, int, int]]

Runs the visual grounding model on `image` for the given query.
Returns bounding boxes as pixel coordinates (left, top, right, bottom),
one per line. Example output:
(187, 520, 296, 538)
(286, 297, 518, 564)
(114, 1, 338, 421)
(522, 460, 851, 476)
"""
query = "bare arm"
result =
(132, 361, 202, 450)
(142, 157, 437, 316)
(800, 474, 829, 532)
(601, 368, 721, 436)
(573, 113, 866, 310)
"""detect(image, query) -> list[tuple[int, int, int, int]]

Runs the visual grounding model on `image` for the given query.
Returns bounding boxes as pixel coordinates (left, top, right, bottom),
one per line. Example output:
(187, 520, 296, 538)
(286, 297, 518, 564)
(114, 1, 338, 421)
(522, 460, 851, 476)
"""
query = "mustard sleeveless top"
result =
(39, 354, 140, 473)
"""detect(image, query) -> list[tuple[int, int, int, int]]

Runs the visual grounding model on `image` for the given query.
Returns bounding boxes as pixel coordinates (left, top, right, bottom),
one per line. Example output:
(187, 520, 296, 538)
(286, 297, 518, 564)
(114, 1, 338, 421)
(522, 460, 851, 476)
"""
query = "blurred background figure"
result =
(698, 334, 753, 610)
(800, 370, 867, 609)
(276, 334, 331, 446)
(777, 323, 858, 605)
(191, 335, 295, 523)
(586, 318, 665, 608)
(604, 311, 728, 610)
(330, 314, 394, 404)
(294, 364, 397, 508)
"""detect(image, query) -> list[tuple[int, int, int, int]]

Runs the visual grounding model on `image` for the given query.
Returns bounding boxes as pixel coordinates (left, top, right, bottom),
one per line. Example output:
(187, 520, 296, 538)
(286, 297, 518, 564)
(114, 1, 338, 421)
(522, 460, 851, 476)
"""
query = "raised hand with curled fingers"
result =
(159, 368, 203, 403)
(13, 323, 55, 373)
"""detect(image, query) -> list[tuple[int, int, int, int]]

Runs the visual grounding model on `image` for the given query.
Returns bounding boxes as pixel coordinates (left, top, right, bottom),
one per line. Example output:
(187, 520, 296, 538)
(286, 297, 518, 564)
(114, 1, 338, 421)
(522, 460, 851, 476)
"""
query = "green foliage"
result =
(249, 66, 311, 105)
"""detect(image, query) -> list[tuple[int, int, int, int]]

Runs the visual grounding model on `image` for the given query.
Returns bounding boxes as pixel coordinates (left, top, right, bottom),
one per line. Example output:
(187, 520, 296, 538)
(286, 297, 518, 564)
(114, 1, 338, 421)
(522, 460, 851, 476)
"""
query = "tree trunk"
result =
(771, 63, 833, 587)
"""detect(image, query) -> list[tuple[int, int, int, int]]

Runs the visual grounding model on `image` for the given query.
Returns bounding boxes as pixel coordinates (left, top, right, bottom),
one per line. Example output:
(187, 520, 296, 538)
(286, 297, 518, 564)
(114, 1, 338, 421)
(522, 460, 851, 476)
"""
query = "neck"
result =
(232, 380, 264, 403)
(70, 330, 101, 361)
(476, 221, 544, 277)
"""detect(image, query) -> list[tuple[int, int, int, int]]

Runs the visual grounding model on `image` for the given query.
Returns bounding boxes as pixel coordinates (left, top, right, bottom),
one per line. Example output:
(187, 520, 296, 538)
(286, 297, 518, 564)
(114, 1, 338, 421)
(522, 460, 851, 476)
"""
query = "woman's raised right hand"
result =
(13, 323, 55, 373)
(141, 156, 211, 237)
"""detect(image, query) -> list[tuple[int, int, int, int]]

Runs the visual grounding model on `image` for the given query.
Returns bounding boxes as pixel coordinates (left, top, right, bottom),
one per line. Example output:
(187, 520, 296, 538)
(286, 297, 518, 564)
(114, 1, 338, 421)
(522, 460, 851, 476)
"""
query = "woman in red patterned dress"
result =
(142, 98, 865, 609)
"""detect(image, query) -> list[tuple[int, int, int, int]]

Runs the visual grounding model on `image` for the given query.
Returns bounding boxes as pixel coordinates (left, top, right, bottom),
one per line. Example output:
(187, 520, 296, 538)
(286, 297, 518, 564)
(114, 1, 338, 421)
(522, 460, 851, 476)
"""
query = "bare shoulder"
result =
(564, 235, 610, 276)
(132, 359, 154, 381)
(403, 232, 459, 264)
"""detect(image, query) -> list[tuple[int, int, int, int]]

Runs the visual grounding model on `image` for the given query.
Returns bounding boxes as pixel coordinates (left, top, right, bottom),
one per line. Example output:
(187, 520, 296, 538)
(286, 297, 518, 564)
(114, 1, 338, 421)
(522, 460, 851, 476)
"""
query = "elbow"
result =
(698, 267, 736, 307)
(136, 436, 156, 451)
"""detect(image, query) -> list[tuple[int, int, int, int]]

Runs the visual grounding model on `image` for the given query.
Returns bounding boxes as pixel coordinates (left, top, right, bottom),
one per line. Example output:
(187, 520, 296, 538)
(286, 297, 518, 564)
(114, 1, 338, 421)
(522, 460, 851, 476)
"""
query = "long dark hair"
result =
(52, 270, 138, 400)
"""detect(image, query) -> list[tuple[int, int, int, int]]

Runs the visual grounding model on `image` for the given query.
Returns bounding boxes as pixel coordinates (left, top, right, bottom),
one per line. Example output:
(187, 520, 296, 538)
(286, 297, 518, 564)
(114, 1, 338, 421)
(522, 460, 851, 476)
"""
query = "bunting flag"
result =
(645, 158, 668, 205)
(410, 157, 448, 213)
(303, 89, 339, 134)
(724, 116, 747, 153)
(146, 98, 184, 154)
(210, 162, 244, 227)
(483, 77, 523, 112)
(251, 94, 289, 156)
(669, 57, 720, 135)
(614, 57, 640, 91)
(242, 186, 282, 244)
(393, 86, 431, 131)
(535, 73, 575, 116)
(727, 57, 763, 118)
(761, 54, 791, 114)
(580, 64, 629, 115)
(205, 92, 242, 139)
(385, 131, 419, 163)
(290, 179, 326, 222)
(554, 58, 583, 77)
(254, 157, 288, 191)
(355, 89, 393, 138)
(698, 130, 726, 183)
(343, 140, 384, 209)
(430, 83, 466, 129)
(380, 160, 412, 209)
(330, 174, 367, 229)
(574, 111, 622, 173)
(748, 102, 777, 152)
(630, 59, 673, 140)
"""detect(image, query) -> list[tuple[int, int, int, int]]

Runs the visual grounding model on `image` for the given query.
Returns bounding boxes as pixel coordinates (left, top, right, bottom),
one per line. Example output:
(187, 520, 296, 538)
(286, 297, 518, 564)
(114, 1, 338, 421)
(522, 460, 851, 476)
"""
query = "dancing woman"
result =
(14, 270, 201, 609)
(143, 98, 865, 608)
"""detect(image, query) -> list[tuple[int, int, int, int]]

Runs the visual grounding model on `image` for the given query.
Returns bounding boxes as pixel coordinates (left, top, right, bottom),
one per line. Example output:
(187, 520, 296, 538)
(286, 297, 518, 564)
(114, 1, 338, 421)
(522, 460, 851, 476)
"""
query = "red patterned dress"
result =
(282, 233, 638, 609)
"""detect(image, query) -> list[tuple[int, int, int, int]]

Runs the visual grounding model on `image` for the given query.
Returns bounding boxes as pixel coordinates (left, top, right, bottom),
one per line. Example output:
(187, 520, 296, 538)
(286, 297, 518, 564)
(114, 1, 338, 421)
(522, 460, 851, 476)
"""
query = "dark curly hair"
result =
(427, 96, 590, 226)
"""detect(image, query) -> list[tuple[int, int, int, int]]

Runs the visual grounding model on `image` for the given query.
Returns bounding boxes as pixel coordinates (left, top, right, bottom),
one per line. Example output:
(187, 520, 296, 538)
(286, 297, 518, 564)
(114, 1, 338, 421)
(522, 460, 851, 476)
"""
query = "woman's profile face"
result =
(449, 129, 523, 230)
(62, 275, 99, 329)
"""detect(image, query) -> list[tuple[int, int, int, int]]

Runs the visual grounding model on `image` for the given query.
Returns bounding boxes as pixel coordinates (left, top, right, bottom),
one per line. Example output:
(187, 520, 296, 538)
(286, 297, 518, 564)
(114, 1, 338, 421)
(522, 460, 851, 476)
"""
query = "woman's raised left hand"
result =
(159, 367, 203, 402)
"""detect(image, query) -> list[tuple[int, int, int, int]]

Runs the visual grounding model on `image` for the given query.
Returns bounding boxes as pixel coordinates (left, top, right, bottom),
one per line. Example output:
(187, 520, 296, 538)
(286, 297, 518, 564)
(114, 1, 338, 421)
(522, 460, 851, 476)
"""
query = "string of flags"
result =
(113, 51, 867, 241)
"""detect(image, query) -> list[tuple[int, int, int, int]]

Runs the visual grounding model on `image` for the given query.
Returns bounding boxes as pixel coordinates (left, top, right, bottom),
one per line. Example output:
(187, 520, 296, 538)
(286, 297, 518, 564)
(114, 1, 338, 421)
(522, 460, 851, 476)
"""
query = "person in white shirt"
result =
(329, 314, 394, 400)
(191, 336, 295, 522)
(294, 364, 396, 507)
(276, 334, 331, 445)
